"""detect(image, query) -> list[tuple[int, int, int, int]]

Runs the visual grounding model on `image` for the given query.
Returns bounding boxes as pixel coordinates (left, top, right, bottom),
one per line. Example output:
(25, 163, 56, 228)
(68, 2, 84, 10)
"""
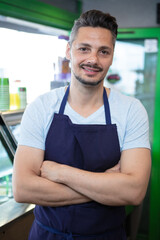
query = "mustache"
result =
(80, 64, 103, 72)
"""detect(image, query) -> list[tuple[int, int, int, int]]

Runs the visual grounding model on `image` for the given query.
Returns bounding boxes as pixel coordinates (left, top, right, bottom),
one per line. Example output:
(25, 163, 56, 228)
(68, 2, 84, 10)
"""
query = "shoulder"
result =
(109, 89, 150, 150)
(23, 86, 66, 131)
(109, 88, 139, 106)
(109, 88, 147, 117)
(25, 86, 65, 116)
(18, 87, 66, 149)
(29, 86, 65, 108)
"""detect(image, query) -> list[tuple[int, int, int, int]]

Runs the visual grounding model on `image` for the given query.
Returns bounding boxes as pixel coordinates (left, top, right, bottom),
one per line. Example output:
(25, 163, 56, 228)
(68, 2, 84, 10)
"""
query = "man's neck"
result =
(67, 81, 109, 118)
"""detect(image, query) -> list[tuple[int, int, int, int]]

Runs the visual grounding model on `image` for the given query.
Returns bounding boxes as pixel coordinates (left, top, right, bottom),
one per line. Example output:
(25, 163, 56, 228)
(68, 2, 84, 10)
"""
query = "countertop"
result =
(0, 198, 34, 228)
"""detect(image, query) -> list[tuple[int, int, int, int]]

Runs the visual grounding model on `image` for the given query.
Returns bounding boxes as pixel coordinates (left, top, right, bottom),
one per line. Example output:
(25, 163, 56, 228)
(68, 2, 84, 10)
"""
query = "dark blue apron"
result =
(28, 87, 126, 240)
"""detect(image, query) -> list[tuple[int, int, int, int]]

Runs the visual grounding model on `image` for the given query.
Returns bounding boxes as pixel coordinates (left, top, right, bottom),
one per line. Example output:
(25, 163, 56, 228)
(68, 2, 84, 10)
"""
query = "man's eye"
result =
(101, 50, 109, 55)
(79, 48, 88, 52)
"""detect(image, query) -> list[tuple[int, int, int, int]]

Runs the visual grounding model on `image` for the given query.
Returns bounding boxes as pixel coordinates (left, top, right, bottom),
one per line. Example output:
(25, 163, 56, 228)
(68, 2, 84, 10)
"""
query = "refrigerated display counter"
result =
(0, 110, 34, 240)
(0, 110, 23, 204)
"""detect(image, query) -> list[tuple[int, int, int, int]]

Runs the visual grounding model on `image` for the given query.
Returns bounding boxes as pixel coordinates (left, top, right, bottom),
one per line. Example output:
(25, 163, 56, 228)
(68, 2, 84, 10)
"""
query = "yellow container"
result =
(10, 93, 20, 110)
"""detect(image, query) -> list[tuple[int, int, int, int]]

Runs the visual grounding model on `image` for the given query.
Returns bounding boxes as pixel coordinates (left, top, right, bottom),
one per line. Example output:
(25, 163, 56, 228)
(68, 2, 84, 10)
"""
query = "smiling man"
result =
(68, 27, 113, 87)
(13, 10, 151, 240)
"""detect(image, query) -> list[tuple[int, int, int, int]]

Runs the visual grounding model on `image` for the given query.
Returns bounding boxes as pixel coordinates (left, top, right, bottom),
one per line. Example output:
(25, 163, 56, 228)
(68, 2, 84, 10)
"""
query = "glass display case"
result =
(0, 110, 23, 204)
(107, 37, 157, 239)
(106, 28, 160, 240)
(105, 38, 157, 145)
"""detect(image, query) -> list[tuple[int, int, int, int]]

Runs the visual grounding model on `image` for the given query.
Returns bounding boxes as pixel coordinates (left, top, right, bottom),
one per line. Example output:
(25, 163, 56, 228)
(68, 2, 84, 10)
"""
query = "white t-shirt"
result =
(18, 87, 150, 152)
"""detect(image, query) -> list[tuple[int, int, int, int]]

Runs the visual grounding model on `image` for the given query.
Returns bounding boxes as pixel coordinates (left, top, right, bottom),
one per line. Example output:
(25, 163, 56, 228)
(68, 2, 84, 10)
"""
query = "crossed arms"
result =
(13, 145, 151, 207)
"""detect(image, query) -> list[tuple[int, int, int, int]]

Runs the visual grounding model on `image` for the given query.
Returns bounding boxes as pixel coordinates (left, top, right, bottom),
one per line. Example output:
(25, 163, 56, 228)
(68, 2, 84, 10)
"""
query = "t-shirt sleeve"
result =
(18, 97, 46, 150)
(122, 99, 151, 151)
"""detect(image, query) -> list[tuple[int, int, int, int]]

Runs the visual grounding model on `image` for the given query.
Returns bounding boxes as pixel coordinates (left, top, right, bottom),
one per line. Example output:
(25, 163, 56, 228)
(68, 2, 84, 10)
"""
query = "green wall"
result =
(0, 0, 82, 30)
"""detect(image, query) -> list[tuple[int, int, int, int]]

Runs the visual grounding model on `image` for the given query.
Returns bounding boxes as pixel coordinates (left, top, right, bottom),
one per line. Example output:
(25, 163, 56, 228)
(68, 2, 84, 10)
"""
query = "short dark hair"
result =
(69, 10, 118, 46)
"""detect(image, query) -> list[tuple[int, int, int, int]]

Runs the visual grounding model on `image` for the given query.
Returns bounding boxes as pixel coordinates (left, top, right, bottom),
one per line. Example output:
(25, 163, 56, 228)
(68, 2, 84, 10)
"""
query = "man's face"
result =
(66, 27, 114, 86)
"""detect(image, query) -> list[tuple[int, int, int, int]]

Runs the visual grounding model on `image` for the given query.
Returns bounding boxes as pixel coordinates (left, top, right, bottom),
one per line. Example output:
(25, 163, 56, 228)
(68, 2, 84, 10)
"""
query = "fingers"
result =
(105, 161, 121, 173)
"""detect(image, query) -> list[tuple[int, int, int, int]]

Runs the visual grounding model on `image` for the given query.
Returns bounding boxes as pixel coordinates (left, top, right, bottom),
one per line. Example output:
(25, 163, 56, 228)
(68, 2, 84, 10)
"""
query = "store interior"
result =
(0, 0, 160, 240)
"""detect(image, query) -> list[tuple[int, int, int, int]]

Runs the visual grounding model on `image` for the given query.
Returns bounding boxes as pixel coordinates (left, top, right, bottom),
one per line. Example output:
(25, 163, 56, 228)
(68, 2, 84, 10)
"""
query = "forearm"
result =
(59, 166, 139, 206)
(13, 146, 90, 207)
(13, 173, 90, 207)
(50, 149, 151, 206)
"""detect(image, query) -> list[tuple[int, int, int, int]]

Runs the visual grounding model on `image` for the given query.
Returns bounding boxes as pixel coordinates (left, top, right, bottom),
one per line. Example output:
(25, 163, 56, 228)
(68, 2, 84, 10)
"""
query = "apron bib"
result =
(29, 87, 126, 240)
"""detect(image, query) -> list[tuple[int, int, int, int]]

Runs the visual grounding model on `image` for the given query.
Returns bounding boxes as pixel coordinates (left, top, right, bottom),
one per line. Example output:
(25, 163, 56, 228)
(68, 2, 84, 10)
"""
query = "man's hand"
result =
(13, 146, 91, 206)
(41, 160, 121, 183)
(105, 161, 121, 173)
(41, 161, 63, 183)
(40, 148, 151, 206)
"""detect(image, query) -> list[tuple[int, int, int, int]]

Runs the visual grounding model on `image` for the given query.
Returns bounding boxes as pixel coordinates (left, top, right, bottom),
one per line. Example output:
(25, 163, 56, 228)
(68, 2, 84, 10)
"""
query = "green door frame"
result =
(0, 0, 82, 30)
(117, 27, 160, 240)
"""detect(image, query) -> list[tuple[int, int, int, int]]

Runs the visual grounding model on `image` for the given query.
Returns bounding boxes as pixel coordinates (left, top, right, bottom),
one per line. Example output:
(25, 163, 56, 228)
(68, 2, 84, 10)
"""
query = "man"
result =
(13, 10, 151, 240)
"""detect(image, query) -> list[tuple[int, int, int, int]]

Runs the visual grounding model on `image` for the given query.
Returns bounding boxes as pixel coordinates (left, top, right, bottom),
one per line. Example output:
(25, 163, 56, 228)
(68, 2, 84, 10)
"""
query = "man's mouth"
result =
(80, 64, 103, 73)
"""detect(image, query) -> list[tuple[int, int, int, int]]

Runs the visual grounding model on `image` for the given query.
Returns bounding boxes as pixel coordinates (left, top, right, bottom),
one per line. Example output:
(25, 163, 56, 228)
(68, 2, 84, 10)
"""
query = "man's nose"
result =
(86, 52, 98, 64)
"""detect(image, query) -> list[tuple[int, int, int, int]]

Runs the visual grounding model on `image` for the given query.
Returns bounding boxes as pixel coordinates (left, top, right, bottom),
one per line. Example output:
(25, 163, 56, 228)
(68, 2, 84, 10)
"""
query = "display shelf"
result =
(0, 110, 24, 205)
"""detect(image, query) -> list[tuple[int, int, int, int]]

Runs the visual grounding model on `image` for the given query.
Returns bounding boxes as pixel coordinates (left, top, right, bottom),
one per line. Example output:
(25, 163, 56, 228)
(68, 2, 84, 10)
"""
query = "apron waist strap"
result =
(36, 219, 123, 240)
(36, 219, 73, 240)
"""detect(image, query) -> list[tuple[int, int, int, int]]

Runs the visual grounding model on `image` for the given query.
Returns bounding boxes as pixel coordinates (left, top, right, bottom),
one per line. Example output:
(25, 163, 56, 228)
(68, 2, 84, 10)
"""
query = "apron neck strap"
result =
(59, 86, 111, 124)
(59, 85, 70, 115)
(103, 87, 111, 124)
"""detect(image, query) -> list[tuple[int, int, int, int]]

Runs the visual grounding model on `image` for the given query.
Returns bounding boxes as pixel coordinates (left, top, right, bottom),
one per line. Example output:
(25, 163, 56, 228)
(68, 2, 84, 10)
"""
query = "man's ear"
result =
(66, 43, 71, 60)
